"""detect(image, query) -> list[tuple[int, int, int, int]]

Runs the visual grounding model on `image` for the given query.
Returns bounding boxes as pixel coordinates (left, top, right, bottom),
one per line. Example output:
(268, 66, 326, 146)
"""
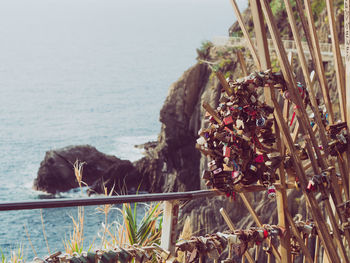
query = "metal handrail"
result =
(212, 36, 345, 60)
(0, 190, 219, 211)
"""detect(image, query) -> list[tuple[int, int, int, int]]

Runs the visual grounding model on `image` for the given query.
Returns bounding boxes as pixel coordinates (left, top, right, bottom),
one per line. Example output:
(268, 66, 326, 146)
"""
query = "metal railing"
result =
(0, 190, 217, 211)
(0, 189, 219, 258)
(212, 36, 344, 61)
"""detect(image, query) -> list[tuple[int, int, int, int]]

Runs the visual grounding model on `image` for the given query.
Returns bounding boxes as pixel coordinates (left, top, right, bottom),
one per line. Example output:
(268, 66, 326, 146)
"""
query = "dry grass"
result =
(63, 160, 88, 254)
(177, 216, 192, 263)
(96, 184, 114, 249)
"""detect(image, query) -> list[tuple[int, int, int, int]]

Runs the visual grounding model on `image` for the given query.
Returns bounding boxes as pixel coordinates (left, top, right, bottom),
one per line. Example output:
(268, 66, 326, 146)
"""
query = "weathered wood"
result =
(270, 93, 340, 263)
(303, 238, 309, 263)
(261, 0, 340, 262)
(160, 201, 179, 257)
(239, 193, 282, 262)
(202, 102, 223, 125)
(249, 0, 270, 69)
(283, 0, 329, 151)
(257, 4, 345, 260)
(216, 71, 233, 96)
(314, 236, 319, 263)
(251, 2, 291, 260)
(291, 121, 300, 143)
(326, 0, 346, 121)
(219, 208, 255, 263)
(236, 50, 248, 76)
(299, 0, 335, 123)
(229, 0, 261, 69)
(328, 162, 350, 248)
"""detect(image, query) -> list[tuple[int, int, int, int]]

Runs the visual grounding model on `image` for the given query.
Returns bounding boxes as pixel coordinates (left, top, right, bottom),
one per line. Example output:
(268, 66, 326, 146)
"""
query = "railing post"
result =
(160, 200, 179, 257)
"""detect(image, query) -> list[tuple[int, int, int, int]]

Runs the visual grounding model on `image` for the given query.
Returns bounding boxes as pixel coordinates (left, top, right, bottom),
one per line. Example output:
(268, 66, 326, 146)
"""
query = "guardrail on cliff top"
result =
(212, 36, 345, 62)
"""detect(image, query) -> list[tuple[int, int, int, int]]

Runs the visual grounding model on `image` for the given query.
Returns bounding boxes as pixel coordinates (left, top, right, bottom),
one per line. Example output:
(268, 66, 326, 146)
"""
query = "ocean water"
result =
(0, 0, 247, 259)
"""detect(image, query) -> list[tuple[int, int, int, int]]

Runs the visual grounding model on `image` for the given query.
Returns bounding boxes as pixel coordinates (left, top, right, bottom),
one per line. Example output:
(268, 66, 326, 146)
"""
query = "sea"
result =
(0, 0, 247, 259)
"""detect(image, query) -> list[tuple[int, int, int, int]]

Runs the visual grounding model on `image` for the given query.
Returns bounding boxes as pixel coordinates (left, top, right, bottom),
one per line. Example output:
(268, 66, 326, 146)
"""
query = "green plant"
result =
(270, 0, 296, 16)
(1, 248, 6, 263)
(10, 245, 24, 263)
(0, 245, 25, 263)
(196, 41, 213, 59)
(63, 207, 85, 254)
(104, 202, 163, 248)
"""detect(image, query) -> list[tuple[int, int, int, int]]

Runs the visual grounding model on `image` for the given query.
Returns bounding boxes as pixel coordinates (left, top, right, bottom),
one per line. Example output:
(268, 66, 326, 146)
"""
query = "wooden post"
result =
(160, 201, 179, 257)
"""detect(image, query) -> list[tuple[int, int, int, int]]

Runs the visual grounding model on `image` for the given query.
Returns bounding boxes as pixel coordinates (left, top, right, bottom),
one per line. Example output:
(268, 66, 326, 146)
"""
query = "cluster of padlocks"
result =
(327, 121, 349, 156)
(32, 244, 176, 263)
(197, 70, 295, 198)
(197, 70, 349, 198)
(177, 225, 282, 262)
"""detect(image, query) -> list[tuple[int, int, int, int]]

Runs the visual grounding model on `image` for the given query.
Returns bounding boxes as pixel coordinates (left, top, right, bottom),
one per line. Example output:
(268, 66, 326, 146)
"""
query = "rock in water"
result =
(33, 145, 142, 194)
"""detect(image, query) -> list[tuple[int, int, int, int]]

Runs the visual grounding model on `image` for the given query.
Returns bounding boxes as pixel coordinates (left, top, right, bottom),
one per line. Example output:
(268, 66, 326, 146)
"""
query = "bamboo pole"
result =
(314, 236, 319, 263)
(236, 50, 248, 76)
(249, 0, 270, 70)
(216, 71, 233, 96)
(303, 238, 309, 263)
(271, 93, 339, 263)
(299, 0, 335, 123)
(299, 0, 350, 198)
(326, 0, 350, 200)
(229, 0, 261, 69)
(283, 0, 329, 151)
(249, 2, 291, 261)
(258, 2, 346, 261)
(326, 0, 346, 121)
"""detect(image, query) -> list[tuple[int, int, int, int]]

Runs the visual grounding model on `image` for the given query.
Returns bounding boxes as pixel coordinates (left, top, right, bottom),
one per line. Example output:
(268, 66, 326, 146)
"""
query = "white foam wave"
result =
(109, 135, 158, 162)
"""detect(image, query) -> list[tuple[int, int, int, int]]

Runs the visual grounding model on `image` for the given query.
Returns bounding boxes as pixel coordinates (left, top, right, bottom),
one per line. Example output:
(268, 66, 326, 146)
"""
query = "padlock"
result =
(256, 116, 266, 127)
(306, 179, 315, 192)
(249, 164, 257, 173)
(208, 160, 218, 170)
(223, 145, 231, 157)
(223, 116, 234, 125)
(255, 154, 264, 163)
(267, 185, 276, 199)
(232, 170, 243, 182)
(303, 224, 314, 235)
(196, 137, 206, 145)
(213, 168, 223, 175)
(337, 133, 347, 144)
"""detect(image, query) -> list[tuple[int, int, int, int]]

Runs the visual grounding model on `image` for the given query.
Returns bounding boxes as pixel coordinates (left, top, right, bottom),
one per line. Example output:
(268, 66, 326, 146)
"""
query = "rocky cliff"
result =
(34, 1, 342, 241)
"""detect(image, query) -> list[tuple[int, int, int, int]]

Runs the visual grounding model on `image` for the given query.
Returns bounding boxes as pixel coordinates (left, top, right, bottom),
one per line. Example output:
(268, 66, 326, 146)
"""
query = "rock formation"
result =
(33, 145, 142, 195)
